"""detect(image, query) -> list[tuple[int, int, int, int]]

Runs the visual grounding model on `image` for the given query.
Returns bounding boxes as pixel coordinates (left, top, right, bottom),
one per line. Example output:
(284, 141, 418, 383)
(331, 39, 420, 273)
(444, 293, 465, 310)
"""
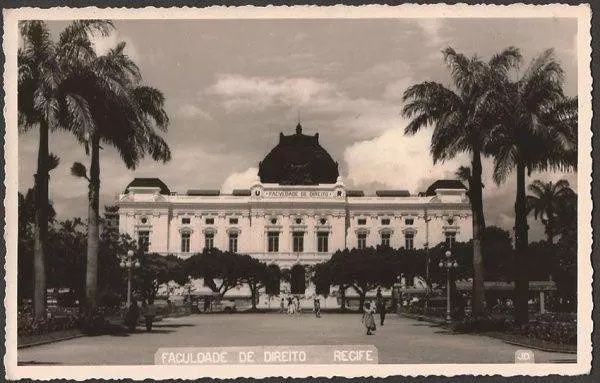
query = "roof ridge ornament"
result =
(296, 122, 302, 135)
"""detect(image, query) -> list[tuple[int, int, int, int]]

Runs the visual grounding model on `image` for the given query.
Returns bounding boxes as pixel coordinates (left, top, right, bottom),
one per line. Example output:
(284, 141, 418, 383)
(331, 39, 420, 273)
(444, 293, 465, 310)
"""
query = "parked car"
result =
(192, 294, 237, 313)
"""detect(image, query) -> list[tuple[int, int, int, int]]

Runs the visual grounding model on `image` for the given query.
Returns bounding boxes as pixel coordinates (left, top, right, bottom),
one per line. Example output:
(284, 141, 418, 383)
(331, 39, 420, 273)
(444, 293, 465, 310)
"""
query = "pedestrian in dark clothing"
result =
(125, 298, 140, 332)
(376, 288, 386, 326)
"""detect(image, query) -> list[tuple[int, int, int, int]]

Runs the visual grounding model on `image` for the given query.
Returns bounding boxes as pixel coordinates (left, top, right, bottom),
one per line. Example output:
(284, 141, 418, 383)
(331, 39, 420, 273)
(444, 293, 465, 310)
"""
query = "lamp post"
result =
(120, 249, 140, 307)
(439, 250, 458, 324)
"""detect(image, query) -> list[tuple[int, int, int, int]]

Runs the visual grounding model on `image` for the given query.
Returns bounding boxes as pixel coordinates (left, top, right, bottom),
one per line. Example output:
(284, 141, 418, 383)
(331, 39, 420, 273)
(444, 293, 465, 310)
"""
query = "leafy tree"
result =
(481, 226, 514, 282)
(184, 248, 244, 295)
(238, 255, 271, 310)
(402, 47, 521, 317)
(485, 49, 577, 324)
(264, 264, 281, 296)
(527, 179, 576, 244)
(312, 262, 332, 297)
(18, 20, 113, 320)
(133, 253, 186, 304)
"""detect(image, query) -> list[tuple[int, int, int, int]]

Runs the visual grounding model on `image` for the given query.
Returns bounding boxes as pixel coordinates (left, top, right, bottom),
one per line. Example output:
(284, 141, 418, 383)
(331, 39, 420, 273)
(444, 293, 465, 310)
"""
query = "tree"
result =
(485, 49, 577, 324)
(133, 253, 186, 304)
(184, 248, 244, 296)
(402, 47, 521, 317)
(264, 264, 281, 296)
(18, 20, 113, 320)
(238, 255, 271, 310)
(69, 39, 171, 315)
(481, 226, 514, 282)
(526, 179, 575, 244)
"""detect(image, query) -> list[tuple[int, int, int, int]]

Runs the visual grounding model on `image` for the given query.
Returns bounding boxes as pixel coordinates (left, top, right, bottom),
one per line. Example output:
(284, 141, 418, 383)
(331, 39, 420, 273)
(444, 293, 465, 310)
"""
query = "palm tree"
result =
(69, 41, 171, 315)
(402, 47, 521, 317)
(485, 49, 577, 324)
(18, 20, 112, 319)
(527, 179, 575, 244)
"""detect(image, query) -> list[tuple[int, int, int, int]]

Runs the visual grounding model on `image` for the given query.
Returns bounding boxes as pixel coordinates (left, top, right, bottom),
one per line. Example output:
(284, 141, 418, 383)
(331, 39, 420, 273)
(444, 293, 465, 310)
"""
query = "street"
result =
(18, 313, 575, 365)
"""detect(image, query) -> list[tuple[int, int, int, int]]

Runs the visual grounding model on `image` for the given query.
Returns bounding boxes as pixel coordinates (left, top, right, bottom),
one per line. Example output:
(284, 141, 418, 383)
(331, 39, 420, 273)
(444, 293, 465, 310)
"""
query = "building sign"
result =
(262, 190, 339, 199)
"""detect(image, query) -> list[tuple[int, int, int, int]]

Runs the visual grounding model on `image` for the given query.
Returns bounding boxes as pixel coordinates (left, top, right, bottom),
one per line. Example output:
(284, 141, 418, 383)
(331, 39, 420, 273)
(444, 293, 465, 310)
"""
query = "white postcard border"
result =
(3, 4, 593, 379)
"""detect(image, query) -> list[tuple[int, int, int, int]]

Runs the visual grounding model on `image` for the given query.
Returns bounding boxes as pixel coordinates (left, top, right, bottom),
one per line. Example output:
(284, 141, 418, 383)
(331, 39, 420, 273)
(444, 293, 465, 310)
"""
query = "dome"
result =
(258, 123, 339, 185)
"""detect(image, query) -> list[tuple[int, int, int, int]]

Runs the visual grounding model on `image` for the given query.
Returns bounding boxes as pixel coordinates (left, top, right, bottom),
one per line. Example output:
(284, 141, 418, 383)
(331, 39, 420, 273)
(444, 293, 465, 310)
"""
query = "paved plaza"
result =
(18, 313, 575, 365)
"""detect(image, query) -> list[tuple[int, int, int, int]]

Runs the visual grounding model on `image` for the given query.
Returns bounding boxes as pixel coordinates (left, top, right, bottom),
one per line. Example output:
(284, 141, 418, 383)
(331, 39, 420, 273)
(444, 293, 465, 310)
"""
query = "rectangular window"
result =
(138, 230, 150, 252)
(357, 218, 367, 225)
(445, 232, 456, 249)
(292, 232, 304, 252)
(381, 232, 391, 247)
(181, 232, 191, 253)
(182, 217, 191, 225)
(205, 218, 214, 225)
(268, 231, 279, 252)
(405, 232, 414, 250)
(357, 233, 367, 250)
(229, 218, 238, 225)
(381, 218, 390, 225)
(229, 233, 238, 253)
(317, 232, 329, 253)
(405, 218, 414, 225)
(205, 233, 214, 250)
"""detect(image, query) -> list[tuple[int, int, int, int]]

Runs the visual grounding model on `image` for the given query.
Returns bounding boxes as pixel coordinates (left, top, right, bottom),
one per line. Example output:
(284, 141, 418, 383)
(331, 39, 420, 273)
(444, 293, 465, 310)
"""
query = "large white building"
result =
(117, 124, 472, 304)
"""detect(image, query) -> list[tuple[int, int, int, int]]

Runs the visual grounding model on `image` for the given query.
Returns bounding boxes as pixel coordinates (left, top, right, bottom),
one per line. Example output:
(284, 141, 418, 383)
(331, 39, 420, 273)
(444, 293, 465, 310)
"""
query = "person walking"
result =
(280, 297, 285, 313)
(287, 296, 294, 315)
(295, 296, 301, 315)
(376, 287, 386, 326)
(125, 297, 140, 333)
(141, 300, 156, 331)
(313, 296, 321, 318)
(362, 301, 376, 335)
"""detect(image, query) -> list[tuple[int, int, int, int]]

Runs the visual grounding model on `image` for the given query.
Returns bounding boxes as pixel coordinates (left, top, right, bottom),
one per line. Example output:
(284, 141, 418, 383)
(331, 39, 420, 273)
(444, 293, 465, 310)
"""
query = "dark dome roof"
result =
(125, 178, 171, 195)
(259, 123, 339, 185)
(425, 179, 466, 196)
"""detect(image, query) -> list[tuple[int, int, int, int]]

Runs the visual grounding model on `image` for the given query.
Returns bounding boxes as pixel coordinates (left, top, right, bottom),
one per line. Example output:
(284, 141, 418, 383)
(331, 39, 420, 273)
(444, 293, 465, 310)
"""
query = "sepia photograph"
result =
(3, 4, 593, 379)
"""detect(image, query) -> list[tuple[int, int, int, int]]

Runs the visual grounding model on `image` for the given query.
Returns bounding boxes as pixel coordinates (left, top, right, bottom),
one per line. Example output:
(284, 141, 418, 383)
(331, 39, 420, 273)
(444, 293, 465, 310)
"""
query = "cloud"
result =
(343, 127, 468, 194)
(416, 19, 446, 47)
(176, 104, 213, 120)
(383, 78, 413, 100)
(90, 30, 139, 61)
(207, 74, 335, 112)
(221, 167, 259, 193)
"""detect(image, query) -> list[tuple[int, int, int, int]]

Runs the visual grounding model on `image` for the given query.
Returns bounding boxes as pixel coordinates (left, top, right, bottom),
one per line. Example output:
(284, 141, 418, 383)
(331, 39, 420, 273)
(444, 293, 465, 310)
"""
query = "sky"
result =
(18, 17, 578, 241)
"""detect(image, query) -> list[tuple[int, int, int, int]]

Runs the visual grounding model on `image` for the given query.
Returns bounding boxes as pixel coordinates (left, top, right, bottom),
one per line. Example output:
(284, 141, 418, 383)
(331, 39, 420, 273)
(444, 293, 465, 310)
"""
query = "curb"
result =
(494, 337, 577, 355)
(399, 312, 576, 355)
(18, 332, 84, 349)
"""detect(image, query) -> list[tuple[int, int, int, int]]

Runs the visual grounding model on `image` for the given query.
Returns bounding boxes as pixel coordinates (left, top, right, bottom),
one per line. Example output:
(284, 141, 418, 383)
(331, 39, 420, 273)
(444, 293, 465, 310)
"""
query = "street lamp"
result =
(439, 250, 459, 324)
(120, 249, 140, 307)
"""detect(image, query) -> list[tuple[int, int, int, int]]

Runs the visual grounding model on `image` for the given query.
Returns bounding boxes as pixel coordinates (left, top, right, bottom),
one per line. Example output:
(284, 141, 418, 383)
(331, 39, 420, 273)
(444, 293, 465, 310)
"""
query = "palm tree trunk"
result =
(85, 135, 101, 316)
(514, 160, 529, 325)
(470, 149, 486, 317)
(33, 121, 49, 320)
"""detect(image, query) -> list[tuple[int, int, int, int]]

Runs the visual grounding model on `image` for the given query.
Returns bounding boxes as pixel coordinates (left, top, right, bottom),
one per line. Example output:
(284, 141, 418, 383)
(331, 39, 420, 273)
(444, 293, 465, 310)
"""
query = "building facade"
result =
(117, 124, 472, 304)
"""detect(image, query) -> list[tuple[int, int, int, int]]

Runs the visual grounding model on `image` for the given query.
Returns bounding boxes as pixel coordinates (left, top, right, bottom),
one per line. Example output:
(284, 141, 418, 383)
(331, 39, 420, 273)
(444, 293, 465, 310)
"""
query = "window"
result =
(381, 232, 391, 247)
(405, 232, 414, 250)
(292, 232, 304, 252)
(381, 218, 390, 225)
(317, 232, 329, 253)
(229, 233, 238, 253)
(141, 217, 147, 224)
(182, 217, 191, 225)
(295, 218, 302, 225)
(181, 232, 190, 252)
(445, 232, 456, 249)
(405, 218, 414, 225)
(357, 233, 367, 250)
(270, 218, 277, 225)
(205, 218, 214, 225)
(357, 218, 367, 225)
(268, 231, 279, 252)
(138, 230, 150, 252)
(320, 218, 327, 225)
(229, 218, 238, 225)
(448, 218, 454, 225)
(205, 232, 214, 250)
